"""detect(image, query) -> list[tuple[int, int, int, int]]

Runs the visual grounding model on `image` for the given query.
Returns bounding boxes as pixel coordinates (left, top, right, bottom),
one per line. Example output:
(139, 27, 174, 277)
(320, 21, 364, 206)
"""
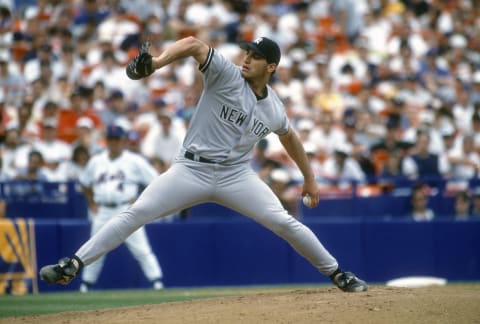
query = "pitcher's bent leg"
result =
(216, 169, 338, 276)
(262, 212, 338, 275)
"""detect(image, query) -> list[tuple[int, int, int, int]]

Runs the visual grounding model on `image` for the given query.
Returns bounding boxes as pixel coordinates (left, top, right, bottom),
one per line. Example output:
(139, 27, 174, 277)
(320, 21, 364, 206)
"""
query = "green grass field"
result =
(0, 285, 311, 319)
(2, 283, 480, 324)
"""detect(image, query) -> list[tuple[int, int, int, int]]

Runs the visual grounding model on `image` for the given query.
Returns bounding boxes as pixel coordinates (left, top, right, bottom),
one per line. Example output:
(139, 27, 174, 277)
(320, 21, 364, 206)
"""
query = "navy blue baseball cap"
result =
(106, 125, 126, 138)
(239, 37, 281, 65)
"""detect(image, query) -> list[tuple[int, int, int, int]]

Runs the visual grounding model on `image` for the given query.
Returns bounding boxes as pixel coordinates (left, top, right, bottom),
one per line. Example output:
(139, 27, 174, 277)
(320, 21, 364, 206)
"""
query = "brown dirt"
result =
(6, 285, 480, 324)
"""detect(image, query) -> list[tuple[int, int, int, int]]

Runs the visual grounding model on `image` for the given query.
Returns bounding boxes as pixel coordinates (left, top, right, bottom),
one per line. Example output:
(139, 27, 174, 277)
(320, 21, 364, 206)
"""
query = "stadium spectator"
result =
(58, 144, 90, 181)
(322, 142, 366, 188)
(328, 50, 367, 93)
(331, 0, 366, 44)
(125, 129, 142, 154)
(453, 190, 471, 220)
(272, 56, 305, 109)
(175, 87, 198, 129)
(0, 2, 13, 53)
(303, 142, 323, 180)
(341, 110, 376, 178)
(166, 0, 200, 40)
(378, 148, 408, 181)
(396, 73, 432, 110)
(98, 89, 128, 127)
(351, 108, 380, 150)
(149, 156, 168, 175)
(3, 0, 480, 212)
(309, 111, 345, 157)
(402, 129, 450, 180)
(85, 49, 135, 98)
(124, 101, 141, 130)
(452, 86, 475, 134)
(251, 139, 269, 172)
(0, 51, 25, 107)
(418, 48, 455, 102)
(23, 43, 56, 84)
(91, 81, 108, 111)
(57, 88, 103, 143)
(370, 113, 412, 154)
(38, 101, 59, 131)
(33, 119, 71, 181)
(148, 109, 183, 169)
(410, 182, 435, 221)
(15, 97, 40, 144)
(470, 111, 480, 149)
(472, 190, 480, 218)
(295, 118, 314, 144)
(469, 71, 480, 106)
(287, 48, 309, 81)
(448, 135, 480, 181)
(304, 55, 328, 96)
(51, 43, 84, 85)
(71, 116, 103, 156)
(14, 150, 49, 181)
(387, 44, 420, 81)
(403, 109, 444, 155)
(0, 126, 32, 180)
(383, 97, 411, 131)
(140, 98, 185, 161)
(96, 6, 140, 49)
(267, 168, 299, 217)
(386, 18, 428, 60)
(256, 158, 282, 183)
(72, 0, 110, 36)
(119, 0, 170, 22)
(28, 77, 55, 118)
(312, 76, 346, 121)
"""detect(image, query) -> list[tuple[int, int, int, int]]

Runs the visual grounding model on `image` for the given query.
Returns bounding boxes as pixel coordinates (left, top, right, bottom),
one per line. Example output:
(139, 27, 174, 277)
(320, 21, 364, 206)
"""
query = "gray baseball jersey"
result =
(182, 48, 289, 164)
(75, 48, 339, 279)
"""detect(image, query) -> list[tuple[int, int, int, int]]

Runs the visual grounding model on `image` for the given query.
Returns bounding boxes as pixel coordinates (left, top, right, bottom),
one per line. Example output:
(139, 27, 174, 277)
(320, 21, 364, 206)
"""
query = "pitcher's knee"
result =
(109, 211, 143, 239)
(268, 215, 301, 236)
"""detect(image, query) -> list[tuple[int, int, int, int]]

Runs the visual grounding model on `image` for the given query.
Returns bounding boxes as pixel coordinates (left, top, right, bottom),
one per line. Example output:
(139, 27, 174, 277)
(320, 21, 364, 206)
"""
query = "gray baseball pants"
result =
(76, 158, 339, 276)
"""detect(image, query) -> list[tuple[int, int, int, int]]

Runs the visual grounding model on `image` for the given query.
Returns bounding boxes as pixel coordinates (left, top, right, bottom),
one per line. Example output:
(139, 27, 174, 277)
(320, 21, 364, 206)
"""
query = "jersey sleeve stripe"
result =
(199, 48, 214, 73)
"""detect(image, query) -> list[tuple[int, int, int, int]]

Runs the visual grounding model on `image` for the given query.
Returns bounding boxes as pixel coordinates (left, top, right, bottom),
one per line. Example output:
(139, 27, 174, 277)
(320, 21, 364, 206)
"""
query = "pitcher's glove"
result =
(126, 41, 154, 80)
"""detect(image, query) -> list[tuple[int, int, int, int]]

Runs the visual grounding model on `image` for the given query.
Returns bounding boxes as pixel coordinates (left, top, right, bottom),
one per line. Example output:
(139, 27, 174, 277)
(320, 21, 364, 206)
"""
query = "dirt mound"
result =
(7, 285, 480, 324)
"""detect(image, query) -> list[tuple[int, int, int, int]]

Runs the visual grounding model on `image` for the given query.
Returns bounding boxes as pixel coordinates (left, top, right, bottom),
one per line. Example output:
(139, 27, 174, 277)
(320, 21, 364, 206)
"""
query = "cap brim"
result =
(239, 42, 266, 59)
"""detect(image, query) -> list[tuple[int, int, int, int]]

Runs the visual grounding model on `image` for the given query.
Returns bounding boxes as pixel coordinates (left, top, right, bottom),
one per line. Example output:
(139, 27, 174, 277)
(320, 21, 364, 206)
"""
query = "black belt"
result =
(184, 151, 215, 164)
(98, 201, 130, 208)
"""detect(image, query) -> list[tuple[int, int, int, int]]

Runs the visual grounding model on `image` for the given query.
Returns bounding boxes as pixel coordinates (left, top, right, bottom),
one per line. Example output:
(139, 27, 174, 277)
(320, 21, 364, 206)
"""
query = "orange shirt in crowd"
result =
(56, 108, 103, 143)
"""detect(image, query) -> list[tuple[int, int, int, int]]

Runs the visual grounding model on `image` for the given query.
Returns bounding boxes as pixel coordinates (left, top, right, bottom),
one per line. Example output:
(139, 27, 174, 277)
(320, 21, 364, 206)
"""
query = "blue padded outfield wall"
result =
(0, 180, 479, 293)
(31, 217, 480, 292)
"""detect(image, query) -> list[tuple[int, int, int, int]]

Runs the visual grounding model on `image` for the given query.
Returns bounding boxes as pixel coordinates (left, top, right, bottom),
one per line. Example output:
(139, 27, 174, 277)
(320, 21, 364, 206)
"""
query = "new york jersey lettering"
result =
(220, 105, 248, 127)
(251, 118, 270, 137)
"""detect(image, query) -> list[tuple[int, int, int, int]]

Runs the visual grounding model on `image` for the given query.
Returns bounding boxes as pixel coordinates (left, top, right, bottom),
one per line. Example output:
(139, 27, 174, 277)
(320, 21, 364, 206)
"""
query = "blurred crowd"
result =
(1, 0, 480, 217)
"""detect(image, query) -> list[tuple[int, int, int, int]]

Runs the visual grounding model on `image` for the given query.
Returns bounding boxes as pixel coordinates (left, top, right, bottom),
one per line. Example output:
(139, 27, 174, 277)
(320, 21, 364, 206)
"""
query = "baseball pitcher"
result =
(40, 36, 367, 292)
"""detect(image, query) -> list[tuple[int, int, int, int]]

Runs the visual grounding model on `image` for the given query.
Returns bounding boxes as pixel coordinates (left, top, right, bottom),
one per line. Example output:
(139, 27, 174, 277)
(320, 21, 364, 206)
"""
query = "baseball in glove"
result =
(126, 41, 154, 80)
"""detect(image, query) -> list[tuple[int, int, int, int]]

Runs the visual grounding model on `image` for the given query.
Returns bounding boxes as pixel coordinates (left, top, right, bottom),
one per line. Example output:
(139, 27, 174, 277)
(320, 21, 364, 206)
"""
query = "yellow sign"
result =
(0, 218, 37, 295)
